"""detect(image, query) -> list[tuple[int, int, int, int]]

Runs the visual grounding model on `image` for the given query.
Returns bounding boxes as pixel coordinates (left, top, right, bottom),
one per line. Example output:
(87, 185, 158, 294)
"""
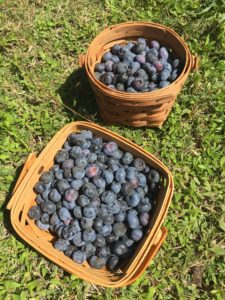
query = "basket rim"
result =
(84, 21, 192, 98)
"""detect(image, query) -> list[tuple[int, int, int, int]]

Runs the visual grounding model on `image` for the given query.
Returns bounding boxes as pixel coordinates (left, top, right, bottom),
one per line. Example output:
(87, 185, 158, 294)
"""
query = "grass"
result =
(0, 0, 224, 299)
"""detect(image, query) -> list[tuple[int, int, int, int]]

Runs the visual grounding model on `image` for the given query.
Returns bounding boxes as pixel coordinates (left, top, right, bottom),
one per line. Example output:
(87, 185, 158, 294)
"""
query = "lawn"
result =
(0, 0, 224, 299)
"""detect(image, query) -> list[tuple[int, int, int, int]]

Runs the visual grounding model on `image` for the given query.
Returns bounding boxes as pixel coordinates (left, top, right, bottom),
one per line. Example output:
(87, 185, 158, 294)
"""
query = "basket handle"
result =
(7, 153, 37, 210)
(78, 53, 86, 68)
(191, 55, 200, 71)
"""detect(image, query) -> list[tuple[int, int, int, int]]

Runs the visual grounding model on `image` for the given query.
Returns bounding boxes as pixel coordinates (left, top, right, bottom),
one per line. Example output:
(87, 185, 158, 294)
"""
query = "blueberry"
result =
(99, 224, 112, 236)
(53, 239, 69, 251)
(89, 256, 106, 269)
(83, 229, 96, 243)
(139, 212, 150, 226)
(111, 44, 121, 55)
(133, 158, 146, 172)
(83, 243, 96, 258)
(95, 161, 107, 171)
(94, 63, 105, 73)
(127, 210, 139, 229)
(48, 189, 61, 203)
(77, 195, 90, 207)
(72, 206, 82, 219)
(110, 181, 121, 194)
(34, 182, 46, 194)
(129, 177, 139, 188)
(41, 201, 56, 214)
(83, 205, 97, 218)
(96, 246, 110, 258)
(126, 167, 138, 181)
(126, 86, 137, 94)
(103, 214, 114, 225)
(164, 63, 172, 73)
(64, 245, 77, 257)
(146, 52, 158, 64)
(120, 182, 133, 196)
(116, 83, 125, 91)
(172, 59, 180, 69)
(102, 170, 114, 184)
(107, 256, 119, 271)
(95, 72, 101, 80)
(122, 152, 133, 165)
(69, 146, 82, 159)
(137, 173, 147, 187)
(133, 43, 145, 55)
(58, 207, 71, 222)
(101, 191, 116, 204)
(130, 228, 143, 241)
(150, 40, 160, 50)
(114, 211, 126, 223)
(80, 217, 94, 230)
(128, 61, 140, 75)
(159, 69, 170, 81)
(72, 251, 86, 264)
(91, 196, 101, 207)
(113, 223, 126, 237)
(62, 200, 75, 210)
(148, 82, 157, 90)
(127, 192, 140, 207)
(107, 157, 119, 167)
(81, 140, 91, 150)
(114, 168, 126, 183)
(135, 69, 148, 81)
(143, 62, 157, 76)
(92, 176, 106, 189)
(71, 179, 83, 190)
(61, 159, 74, 170)
(111, 55, 120, 63)
(40, 172, 54, 184)
(135, 54, 146, 64)
(55, 149, 69, 163)
(102, 51, 113, 62)
(72, 233, 85, 247)
(170, 69, 178, 81)
(110, 163, 120, 172)
(116, 62, 128, 74)
(93, 218, 103, 231)
(137, 201, 152, 213)
(50, 212, 60, 225)
(122, 235, 134, 247)
(64, 188, 78, 202)
(105, 234, 118, 244)
(28, 206, 41, 220)
(36, 220, 50, 230)
(86, 165, 100, 178)
(100, 72, 113, 85)
(107, 200, 121, 214)
(151, 73, 159, 82)
(62, 225, 77, 240)
(75, 157, 88, 168)
(71, 167, 85, 180)
(35, 194, 44, 204)
(113, 241, 128, 256)
(56, 179, 70, 194)
(97, 204, 108, 218)
(56, 201, 63, 210)
(136, 187, 145, 199)
(82, 182, 98, 199)
(54, 169, 64, 180)
(63, 169, 73, 181)
(159, 47, 169, 59)
(41, 213, 49, 224)
(49, 165, 60, 173)
(105, 60, 114, 72)
(153, 60, 164, 72)
(131, 77, 145, 91)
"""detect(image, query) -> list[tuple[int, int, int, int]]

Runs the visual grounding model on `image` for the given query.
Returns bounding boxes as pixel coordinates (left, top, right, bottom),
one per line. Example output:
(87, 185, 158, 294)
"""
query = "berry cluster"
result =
(28, 130, 161, 270)
(94, 37, 182, 92)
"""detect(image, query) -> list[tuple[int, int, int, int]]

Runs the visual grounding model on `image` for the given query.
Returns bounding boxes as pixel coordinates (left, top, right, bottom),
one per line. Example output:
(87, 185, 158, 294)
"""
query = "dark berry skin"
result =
(105, 234, 118, 244)
(127, 210, 139, 229)
(130, 228, 143, 241)
(139, 212, 150, 226)
(53, 239, 70, 251)
(34, 182, 46, 194)
(64, 189, 78, 202)
(94, 63, 105, 73)
(56, 179, 70, 195)
(107, 256, 119, 271)
(94, 235, 106, 247)
(131, 77, 145, 91)
(41, 201, 56, 214)
(149, 170, 160, 183)
(133, 158, 146, 171)
(28, 206, 41, 220)
(113, 241, 128, 256)
(113, 223, 127, 237)
(54, 149, 69, 163)
(89, 256, 106, 269)
(120, 182, 134, 196)
(64, 245, 77, 257)
(72, 251, 86, 264)
(40, 172, 54, 184)
(49, 189, 61, 202)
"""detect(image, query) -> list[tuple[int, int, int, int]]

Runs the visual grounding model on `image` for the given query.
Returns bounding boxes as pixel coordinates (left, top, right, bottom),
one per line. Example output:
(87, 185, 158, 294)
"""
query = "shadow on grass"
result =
(57, 67, 102, 123)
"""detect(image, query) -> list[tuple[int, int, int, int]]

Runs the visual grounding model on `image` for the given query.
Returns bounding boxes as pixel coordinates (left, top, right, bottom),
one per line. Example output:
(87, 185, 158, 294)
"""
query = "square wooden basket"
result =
(7, 122, 174, 287)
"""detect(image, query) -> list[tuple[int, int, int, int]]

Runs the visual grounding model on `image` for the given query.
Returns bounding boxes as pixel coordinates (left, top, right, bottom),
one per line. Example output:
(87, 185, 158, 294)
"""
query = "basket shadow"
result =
(57, 67, 102, 123)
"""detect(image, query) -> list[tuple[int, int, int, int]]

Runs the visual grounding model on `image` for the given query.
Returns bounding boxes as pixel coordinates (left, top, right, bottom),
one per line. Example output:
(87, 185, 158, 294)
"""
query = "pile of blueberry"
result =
(94, 37, 182, 92)
(28, 130, 161, 270)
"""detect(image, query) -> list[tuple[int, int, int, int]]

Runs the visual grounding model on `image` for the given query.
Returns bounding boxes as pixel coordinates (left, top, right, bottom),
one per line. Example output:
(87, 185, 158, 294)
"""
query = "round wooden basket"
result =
(79, 22, 199, 127)
(7, 122, 174, 287)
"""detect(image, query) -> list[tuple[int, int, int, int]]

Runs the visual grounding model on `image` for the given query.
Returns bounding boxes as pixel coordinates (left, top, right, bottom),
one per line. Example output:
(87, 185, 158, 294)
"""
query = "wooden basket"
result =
(7, 121, 174, 287)
(79, 22, 199, 127)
